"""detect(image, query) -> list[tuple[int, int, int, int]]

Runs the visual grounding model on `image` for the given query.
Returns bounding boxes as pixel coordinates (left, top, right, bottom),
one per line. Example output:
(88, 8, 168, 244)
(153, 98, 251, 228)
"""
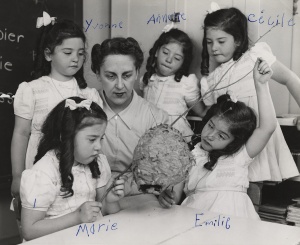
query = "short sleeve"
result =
(236, 146, 254, 167)
(200, 76, 215, 106)
(96, 154, 111, 188)
(249, 42, 276, 66)
(20, 169, 57, 211)
(182, 74, 200, 103)
(13, 82, 35, 120)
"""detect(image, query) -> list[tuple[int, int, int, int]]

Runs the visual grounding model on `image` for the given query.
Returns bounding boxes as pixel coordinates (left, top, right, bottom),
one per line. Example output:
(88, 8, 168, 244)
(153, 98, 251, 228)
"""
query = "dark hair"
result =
(201, 7, 249, 75)
(34, 96, 107, 198)
(32, 19, 87, 89)
(143, 29, 193, 85)
(91, 37, 144, 75)
(200, 94, 256, 170)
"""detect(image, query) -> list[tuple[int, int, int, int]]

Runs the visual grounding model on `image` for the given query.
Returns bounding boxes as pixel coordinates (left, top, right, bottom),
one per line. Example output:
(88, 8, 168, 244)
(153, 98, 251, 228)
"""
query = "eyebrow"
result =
(210, 119, 230, 138)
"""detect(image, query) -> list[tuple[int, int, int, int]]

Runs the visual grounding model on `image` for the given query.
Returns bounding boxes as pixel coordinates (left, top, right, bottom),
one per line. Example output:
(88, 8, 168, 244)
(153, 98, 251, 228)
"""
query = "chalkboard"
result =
(0, 0, 83, 187)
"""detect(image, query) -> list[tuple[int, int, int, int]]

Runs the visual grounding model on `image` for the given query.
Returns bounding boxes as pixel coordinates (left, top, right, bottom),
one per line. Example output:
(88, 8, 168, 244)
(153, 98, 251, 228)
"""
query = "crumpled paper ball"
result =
(132, 124, 195, 195)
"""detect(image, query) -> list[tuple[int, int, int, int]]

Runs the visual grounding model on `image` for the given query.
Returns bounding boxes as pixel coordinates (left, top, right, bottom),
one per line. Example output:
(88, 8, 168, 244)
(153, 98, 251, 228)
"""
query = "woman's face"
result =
(98, 54, 138, 113)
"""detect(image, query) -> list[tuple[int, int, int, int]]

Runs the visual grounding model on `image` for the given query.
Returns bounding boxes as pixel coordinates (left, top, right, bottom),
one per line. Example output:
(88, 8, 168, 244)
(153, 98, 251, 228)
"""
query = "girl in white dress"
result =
(20, 97, 124, 241)
(11, 12, 103, 200)
(159, 59, 275, 220)
(140, 28, 206, 142)
(200, 6, 300, 181)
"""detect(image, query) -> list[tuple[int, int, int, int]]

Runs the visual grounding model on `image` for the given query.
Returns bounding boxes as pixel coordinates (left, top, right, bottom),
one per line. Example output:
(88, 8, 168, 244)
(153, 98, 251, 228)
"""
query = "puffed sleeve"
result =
(249, 42, 276, 66)
(20, 169, 57, 211)
(96, 154, 112, 188)
(236, 146, 254, 167)
(89, 88, 104, 108)
(182, 74, 201, 103)
(13, 82, 35, 120)
(200, 76, 215, 106)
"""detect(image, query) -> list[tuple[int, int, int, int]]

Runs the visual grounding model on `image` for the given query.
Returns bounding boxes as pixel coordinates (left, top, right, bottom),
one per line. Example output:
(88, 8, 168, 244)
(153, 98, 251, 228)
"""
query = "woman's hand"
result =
(158, 189, 175, 208)
(253, 58, 273, 84)
(76, 201, 102, 223)
(105, 178, 125, 203)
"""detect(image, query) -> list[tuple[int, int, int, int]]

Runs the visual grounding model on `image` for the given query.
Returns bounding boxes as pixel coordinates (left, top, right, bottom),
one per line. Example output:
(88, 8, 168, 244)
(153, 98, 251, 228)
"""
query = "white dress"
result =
(20, 151, 111, 219)
(13, 76, 103, 169)
(201, 42, 299, 182)
(182, 143, 260, 220)
(140, 73, 200, 140)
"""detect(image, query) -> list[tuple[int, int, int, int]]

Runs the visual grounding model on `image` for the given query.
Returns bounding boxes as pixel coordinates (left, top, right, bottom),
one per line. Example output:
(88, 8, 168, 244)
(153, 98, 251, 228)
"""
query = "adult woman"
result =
(91, 37, 169, 197)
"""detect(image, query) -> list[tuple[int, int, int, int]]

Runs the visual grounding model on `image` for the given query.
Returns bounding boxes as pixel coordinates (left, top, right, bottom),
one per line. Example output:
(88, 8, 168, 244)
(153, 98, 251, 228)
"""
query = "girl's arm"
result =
(21, 201, 102, 241)
(187, 100, 209, 118)
(158, 181, 184, 208)
(11, 116, 31, 198)
(246, 58, 277, 158)
(96, 178, 125, 215)
(271, 60, 300, 107)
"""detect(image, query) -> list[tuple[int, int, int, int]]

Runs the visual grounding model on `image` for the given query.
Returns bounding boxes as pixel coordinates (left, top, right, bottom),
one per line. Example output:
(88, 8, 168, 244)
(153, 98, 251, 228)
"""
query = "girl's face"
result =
(99, 54, 138, 113)
(155, 42, 184, 77)
(201, 116, 234, 152)
(46, 37, 85, 81)
(206, 28, 238, 64)
(74, 122, 107, 165)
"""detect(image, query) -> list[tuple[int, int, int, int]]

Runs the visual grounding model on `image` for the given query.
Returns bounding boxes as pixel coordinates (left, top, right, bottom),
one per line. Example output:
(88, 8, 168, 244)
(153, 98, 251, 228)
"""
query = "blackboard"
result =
(0, 0, 82, 188)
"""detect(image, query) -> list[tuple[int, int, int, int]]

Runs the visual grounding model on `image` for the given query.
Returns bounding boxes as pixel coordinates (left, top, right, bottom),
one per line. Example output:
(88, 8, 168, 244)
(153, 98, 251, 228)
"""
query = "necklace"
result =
(50, 76, 79, 100)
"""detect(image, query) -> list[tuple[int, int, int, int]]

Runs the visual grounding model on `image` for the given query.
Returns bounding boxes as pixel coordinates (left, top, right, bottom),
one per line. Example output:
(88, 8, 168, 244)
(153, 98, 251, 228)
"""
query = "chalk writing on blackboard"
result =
(195, 213, 231, 229)
(0, 92, 14, 104)
(76, 219, 118, 237)
(247, 10, 296, 27)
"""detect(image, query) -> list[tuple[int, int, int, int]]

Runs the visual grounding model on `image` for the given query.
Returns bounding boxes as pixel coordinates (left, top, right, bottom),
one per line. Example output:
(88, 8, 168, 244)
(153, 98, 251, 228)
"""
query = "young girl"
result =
(20, 97, 124, 241)
(140, 28, 206, 141)
(11, 13, 103, 199)
(200, 6, 300, 182)
(159, 58, 275, 220)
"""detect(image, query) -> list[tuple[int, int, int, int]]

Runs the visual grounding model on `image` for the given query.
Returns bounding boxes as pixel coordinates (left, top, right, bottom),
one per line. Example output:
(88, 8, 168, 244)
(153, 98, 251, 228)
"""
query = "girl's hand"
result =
(158, 189, 175, 208)
(11, 176, 21, 199)
(105, 178, 125, 203)
(253, 58, 273, 84)
(76, 201, 102, 223)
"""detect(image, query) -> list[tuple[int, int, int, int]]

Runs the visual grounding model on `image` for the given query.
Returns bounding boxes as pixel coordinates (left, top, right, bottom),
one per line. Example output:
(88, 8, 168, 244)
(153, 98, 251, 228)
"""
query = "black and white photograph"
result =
(1, 0, 300, 244)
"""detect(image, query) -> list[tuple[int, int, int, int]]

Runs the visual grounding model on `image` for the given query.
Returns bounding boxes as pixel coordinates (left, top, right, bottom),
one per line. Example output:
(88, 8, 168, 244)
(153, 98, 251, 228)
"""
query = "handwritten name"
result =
(248, 10, 296, 27)
(195, 213, 231, 229)
(146, 12, 186, 25)
(84, 19, 123, 32)
(76, 219, 118, 237)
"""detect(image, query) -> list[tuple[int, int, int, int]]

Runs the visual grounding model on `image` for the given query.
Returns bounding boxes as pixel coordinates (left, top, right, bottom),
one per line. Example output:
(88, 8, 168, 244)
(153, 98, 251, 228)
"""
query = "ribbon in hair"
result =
(65, 99, 92, 111)
(207, 2, 221, 14)
(227, 90, 238, 103)
(162, 12, 180, 33)
(36, 11, 56, 28)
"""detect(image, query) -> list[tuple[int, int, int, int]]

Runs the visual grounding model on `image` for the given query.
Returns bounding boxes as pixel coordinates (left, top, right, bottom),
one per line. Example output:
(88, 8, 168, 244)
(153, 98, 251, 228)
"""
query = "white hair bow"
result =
(207, 2, 221, 14)
(36, 11, 56, 28)
(162, 21, 175, 33)
(65, 99, 92, 111)
(227, 91, 238, 103)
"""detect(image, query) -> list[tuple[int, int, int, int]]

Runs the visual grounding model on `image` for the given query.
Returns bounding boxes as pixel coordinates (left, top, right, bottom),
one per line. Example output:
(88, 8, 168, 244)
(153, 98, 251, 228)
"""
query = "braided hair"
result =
(142, 28, 193, 86)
